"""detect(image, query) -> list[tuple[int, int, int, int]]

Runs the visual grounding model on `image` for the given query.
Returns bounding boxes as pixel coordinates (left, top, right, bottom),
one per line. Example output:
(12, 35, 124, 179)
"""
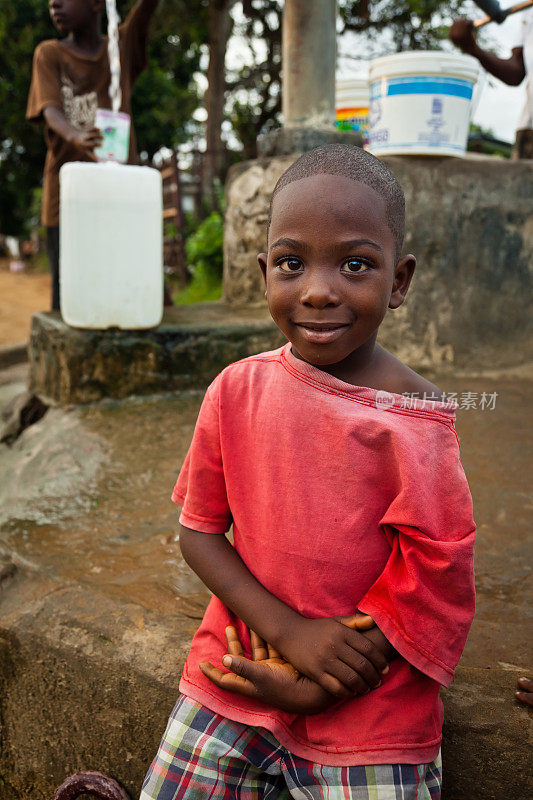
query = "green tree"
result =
(0, 0, 53, 236)
(0, 0, 205, 236)
(123, 0, 206, 158)
(339, 0, 476, 53)
(226, 0, 282, 159)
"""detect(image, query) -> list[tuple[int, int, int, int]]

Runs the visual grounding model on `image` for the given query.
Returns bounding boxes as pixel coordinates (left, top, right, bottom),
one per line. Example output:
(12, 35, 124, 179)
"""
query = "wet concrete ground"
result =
(0, 363, 531, 798)
(1, 367, 531, 665)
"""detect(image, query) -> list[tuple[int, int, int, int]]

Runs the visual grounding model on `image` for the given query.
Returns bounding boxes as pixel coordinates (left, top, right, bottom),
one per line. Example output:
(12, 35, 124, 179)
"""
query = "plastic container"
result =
(60, 162, 163, 329)
(336, 77, 370, 145)
(368, 51, 479, 157)
(94, 108, 131, 163)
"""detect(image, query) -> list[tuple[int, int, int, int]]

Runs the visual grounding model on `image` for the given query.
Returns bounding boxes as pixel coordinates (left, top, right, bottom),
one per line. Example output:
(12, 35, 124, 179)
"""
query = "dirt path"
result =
(0, 260, 50, 347)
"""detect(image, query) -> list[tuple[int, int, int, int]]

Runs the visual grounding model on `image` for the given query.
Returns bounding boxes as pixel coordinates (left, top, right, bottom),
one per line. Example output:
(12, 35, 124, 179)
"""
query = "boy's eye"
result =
(341, 258, 370, 274)
(277, 257, 303, 273)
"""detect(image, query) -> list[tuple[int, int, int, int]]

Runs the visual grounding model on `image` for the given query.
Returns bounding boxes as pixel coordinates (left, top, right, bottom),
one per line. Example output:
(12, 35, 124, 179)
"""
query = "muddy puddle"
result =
(0, 373, 531, 662)
(0, 391, 210, 619)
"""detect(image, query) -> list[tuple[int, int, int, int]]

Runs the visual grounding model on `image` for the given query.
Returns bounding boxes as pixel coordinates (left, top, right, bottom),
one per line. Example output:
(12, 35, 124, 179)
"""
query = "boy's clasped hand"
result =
(200, 612, 396, 715)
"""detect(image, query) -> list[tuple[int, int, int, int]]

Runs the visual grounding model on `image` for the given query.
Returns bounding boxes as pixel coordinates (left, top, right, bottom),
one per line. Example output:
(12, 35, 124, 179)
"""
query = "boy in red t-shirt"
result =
(141, 144, 476, 799)
(27, 0, 160, 310)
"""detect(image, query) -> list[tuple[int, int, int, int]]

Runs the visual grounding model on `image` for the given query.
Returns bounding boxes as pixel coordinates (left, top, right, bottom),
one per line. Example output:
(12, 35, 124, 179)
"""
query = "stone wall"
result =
(223, 155, 533, 368)
(29, 305, 285, 405)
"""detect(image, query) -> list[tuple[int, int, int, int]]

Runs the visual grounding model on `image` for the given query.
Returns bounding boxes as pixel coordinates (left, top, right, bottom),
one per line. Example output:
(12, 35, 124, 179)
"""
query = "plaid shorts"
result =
(140, 696, 442, 799)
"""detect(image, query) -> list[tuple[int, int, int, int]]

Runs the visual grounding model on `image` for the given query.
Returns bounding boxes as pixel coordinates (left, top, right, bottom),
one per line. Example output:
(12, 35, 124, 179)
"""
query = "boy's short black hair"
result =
(268, 144, 405, 258)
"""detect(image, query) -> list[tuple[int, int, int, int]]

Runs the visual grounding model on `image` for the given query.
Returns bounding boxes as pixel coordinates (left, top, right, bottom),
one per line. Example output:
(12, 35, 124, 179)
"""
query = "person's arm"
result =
(128, 0, 162, 28)
(201, 615, 397, 715)
(120, 0, 161, 84)
(43, 106, 102, 159)
(449, 19, 526, 85)
(180, 525, 390, 699)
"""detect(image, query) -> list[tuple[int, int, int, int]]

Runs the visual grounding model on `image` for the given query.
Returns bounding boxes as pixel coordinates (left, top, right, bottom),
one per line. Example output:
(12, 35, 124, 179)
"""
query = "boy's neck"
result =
(64, 18, 103, 57)
(292, 333, 383, 387)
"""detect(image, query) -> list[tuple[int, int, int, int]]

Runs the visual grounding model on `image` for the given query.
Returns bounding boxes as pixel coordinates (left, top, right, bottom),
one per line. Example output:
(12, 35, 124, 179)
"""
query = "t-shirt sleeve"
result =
(172, 381, 232, 534)
(120, 0, 151, 85)
(358, 421, 476, 687)
(27, 42, 63, 122)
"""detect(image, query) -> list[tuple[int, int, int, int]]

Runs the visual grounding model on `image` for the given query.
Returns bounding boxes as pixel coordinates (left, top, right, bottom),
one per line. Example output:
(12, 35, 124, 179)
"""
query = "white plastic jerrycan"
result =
(60, 162, 163, 329)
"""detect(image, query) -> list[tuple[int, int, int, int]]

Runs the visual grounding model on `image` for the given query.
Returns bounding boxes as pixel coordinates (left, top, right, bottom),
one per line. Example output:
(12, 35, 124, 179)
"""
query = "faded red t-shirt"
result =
(26, 2, 148, 226)
(173, 344, 476, 766)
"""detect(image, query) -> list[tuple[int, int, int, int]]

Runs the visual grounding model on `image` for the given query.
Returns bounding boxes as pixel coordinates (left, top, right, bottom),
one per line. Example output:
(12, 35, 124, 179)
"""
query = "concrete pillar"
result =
(282, 0, 337, 128)
(256, 0, 361, 156)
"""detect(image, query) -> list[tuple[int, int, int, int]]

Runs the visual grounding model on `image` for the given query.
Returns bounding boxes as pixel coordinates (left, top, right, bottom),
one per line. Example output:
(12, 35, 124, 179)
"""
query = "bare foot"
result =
(515, 677, 533, 707)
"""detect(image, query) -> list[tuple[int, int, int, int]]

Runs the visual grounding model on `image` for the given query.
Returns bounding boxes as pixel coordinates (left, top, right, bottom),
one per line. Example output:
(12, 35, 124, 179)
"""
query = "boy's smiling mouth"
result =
(294, 321, 351, 344)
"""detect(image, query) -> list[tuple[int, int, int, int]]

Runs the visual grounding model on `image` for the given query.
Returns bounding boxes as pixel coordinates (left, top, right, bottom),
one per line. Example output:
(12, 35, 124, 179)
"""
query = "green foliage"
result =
(467, 122, 511, 158)
(174, 211, 224, 304)
(339, 0, 477, 53)
(0, 0, 54, 235)
(0, 0, 206, 235)
(186, 211, 224, 275)
(227, 0, 282, 157)
(122, 0, 206, 158)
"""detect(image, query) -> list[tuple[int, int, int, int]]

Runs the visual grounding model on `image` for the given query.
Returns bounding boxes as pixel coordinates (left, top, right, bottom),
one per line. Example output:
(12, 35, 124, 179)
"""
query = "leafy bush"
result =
(174, 211, 224, 304)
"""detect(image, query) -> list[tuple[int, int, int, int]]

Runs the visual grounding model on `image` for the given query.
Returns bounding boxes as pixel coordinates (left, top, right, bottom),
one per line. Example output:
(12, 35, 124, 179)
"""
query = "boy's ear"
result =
(257, 253, 268, 285)
(389, 254, 416, 309)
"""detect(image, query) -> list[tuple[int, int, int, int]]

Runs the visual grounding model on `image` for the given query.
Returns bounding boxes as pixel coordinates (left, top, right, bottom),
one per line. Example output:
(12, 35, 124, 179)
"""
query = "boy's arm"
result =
(43, 106, 102, 159)
(128, 0, 162, 28)
(201, 615, 396, 715)
(449, 19, 525, 85)
(121, 0, 161, 84)
(180, 525, 390, 699)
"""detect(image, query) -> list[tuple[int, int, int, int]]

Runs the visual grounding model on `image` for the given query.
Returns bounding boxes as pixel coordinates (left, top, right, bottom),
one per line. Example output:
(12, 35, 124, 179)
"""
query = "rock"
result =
(0, 391, 48, 444)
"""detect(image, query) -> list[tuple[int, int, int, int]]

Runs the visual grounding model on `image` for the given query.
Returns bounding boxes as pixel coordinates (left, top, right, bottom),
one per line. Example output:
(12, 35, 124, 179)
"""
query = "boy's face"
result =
(49, 0, 102, 34)
(258, 173, 415, 372)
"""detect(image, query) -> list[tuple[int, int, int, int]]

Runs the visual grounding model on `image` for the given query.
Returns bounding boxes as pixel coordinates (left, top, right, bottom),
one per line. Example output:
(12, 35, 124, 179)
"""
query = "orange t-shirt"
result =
(26, 4, 148, 226)
(173, 344, 476, 766)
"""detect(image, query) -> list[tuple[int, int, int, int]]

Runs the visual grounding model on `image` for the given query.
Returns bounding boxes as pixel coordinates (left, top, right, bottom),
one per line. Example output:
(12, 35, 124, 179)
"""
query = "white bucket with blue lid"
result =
(368, 51, 479, 157)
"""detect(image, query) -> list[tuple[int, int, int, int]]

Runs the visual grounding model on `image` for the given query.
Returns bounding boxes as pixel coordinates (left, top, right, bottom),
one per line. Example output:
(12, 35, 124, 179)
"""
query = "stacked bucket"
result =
(336, 52, 479, 157)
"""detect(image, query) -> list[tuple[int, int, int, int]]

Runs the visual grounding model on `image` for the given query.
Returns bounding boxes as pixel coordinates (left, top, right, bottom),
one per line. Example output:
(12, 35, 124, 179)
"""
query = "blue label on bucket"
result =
(371, 76, 473, 101)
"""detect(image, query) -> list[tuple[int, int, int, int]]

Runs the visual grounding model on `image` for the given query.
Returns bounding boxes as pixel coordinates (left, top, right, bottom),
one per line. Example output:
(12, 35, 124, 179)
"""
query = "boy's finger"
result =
(318, 671, 356, 700)
(199, 661, 256, 697)
(221, 654, 272, 688)
(225, 626, 244, 657)
(336, 613, 375, 631)
(250, 630, 269, 661)
(354, 613, 376, 630)
(345, 629, 389, 674)
(336, 651, 382, 691)
(267, 643, 282, 659)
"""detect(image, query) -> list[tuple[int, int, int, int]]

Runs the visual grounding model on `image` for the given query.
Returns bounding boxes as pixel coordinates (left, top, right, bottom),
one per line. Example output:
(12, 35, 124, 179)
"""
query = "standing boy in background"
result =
(449, 9, 533, 158)
(141, 144, 476, 799)
(27, 0, 161, 311)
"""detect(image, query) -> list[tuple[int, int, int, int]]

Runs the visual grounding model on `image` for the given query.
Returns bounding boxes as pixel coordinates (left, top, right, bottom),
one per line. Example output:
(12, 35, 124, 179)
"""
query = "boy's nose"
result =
(299, 269, 340, 308)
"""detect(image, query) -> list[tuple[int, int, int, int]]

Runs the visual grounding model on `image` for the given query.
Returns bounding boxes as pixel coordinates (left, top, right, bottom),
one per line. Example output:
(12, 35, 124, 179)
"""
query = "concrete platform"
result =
(0, 364, 531, 799)
(29, 304, 285, 406)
